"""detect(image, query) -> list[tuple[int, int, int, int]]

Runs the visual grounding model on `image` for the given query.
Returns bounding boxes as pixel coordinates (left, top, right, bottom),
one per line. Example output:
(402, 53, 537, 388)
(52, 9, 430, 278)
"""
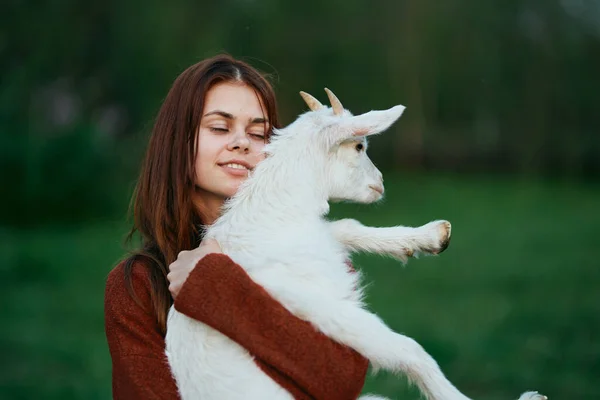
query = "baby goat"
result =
(166, 89, 546, 400)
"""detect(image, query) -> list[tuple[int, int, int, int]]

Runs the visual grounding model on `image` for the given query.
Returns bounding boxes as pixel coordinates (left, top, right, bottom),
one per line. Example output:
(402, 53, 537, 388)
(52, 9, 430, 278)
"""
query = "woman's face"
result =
(194, 81, 269, 201)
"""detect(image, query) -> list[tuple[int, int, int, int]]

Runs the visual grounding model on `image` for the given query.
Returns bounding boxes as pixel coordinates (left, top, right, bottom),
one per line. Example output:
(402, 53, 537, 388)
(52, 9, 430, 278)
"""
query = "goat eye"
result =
(355, 143, 364, 151)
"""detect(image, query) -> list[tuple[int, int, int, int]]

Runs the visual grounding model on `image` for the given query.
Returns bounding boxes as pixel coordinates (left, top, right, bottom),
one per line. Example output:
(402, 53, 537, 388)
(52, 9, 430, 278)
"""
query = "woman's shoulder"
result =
(107, 257, 152, 284)
(107, 256, 152, 288)
(104, 256, 169, 362)
(105, 256, 154, 312)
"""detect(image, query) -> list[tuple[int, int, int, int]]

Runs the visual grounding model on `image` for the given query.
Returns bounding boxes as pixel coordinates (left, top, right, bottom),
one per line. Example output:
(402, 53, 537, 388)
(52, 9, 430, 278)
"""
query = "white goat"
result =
(165, 89, 546, 400)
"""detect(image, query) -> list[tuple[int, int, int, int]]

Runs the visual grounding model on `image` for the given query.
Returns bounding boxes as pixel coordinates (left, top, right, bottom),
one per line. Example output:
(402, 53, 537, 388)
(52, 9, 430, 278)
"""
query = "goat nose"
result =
(369, 184, 384, 195)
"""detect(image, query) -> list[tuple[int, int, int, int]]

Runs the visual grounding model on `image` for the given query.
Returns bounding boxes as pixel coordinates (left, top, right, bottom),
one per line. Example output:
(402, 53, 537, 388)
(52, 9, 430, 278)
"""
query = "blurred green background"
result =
(2, 0, 599, 399)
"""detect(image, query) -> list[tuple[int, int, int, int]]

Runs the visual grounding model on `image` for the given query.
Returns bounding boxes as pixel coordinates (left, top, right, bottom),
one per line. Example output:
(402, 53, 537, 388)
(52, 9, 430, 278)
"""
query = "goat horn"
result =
(324, 88, 344, 116)
(299, 91, 324, 111)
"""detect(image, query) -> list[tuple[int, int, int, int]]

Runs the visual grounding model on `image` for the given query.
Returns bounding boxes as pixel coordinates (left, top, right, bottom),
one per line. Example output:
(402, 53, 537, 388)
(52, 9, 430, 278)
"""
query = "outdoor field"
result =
(4, 0, 600, 398)
(3, 172, 599, 399)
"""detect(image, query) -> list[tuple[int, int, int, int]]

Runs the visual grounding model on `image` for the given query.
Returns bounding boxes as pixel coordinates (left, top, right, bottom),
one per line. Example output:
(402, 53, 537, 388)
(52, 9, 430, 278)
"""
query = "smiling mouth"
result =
(221, 163, 250, 171)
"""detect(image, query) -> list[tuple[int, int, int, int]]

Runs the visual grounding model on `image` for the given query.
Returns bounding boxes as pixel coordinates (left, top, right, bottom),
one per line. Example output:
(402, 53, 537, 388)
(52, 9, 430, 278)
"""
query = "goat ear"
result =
(344, 105, 406, 138)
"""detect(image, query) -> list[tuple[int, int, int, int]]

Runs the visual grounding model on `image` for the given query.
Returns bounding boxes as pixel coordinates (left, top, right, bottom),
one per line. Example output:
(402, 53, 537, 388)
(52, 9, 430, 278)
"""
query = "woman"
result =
(104, 54, 369, 400)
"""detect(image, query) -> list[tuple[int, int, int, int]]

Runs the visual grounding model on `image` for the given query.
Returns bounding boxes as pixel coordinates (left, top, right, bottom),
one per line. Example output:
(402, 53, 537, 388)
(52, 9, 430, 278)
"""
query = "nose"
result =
(369, 170, 384, 195)
(369, 183, 384, 195)
(227, 129, 251, 153)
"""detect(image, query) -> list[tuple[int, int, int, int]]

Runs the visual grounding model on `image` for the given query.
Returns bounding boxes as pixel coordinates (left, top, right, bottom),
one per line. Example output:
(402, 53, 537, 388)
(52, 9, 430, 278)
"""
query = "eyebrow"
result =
(203, 110, 268, 125)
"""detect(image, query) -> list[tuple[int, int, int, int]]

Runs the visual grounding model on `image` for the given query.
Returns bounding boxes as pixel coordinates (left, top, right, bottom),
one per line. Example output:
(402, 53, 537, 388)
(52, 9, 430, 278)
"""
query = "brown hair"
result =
(123, 54, 280, 335)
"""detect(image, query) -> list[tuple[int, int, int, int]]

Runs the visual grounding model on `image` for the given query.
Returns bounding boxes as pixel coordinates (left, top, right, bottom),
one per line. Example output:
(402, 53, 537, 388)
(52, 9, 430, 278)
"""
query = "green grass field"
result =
(2, 173, 599, 399)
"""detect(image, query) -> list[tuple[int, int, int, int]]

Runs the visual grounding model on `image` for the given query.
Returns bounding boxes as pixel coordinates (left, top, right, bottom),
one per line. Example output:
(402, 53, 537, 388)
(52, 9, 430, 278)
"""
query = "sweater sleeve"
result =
(174, 253, 369, 400)
(104, 262, 181, 400)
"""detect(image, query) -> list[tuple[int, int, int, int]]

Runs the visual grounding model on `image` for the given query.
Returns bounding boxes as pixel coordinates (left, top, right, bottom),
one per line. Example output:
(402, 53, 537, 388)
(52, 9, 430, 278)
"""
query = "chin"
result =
(223, 182, 244, 197)
(361, 191, 384, 204)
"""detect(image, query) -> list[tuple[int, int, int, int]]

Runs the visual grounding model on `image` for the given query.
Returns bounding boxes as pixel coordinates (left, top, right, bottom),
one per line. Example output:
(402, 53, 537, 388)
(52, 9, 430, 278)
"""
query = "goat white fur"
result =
(165, 89, 546, 400)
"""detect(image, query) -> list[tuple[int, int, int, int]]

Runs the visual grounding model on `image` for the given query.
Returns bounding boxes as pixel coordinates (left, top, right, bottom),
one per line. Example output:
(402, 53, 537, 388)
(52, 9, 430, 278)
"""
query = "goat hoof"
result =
(417, 220, 452, 255)
(436, 237, 451, 254)
(432, 220, 451, 254)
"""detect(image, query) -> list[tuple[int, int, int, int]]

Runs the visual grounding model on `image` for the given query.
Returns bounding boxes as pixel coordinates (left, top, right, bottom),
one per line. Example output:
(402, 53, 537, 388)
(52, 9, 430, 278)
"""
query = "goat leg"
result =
(329, 218, 451, 263)
(264, 283, 471, 400)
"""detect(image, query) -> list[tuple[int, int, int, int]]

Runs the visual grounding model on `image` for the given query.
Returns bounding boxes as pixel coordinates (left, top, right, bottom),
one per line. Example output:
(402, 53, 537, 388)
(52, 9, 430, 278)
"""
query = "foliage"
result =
(1, 0, 599, 225)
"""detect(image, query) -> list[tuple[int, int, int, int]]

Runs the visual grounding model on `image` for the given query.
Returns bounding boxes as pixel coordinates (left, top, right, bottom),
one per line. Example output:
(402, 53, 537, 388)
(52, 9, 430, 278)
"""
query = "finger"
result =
(177, 250, 189, 259)
(168, 261, 179, 272)
(202, 238, 222, 251)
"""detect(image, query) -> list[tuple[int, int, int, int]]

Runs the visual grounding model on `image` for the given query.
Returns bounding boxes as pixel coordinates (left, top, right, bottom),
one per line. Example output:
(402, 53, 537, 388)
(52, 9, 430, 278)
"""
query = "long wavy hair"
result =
(123, 54, 280, 335)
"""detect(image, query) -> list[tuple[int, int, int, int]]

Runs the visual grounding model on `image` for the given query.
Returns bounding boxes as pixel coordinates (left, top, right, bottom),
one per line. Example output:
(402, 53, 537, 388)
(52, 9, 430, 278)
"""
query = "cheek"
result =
(248, 143, 267, 164)
(194, 131, 222, 178)
(254, 141, 267, 155)
(339, 150, 362, 172)
(256, 150, 267, 162)
(196, 130, 221, 159)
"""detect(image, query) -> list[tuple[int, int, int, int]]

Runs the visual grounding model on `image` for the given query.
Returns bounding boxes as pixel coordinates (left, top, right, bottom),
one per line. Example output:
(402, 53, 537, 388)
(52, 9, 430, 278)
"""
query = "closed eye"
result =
(210, 127, 229, 133)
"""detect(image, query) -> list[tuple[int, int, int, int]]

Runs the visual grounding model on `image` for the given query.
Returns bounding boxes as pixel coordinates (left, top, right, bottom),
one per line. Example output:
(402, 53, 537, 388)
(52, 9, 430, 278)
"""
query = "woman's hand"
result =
(167, 238, 222, 299)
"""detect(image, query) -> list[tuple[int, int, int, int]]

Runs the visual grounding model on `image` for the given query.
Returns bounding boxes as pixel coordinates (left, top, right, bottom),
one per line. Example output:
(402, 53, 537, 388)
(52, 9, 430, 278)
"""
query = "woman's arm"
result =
(105, 255, 369, 400)
(174, 253, 369, 400)
(104, 262, 180, 400)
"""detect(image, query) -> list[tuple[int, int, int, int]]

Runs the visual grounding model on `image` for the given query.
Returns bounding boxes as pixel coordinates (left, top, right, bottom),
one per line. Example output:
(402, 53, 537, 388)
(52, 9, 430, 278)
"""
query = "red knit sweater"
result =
(104, 253, 369, 399)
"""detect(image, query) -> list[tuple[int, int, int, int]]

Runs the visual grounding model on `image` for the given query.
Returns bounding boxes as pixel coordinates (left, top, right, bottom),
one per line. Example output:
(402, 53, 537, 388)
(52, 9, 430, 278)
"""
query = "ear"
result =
(341, 104, 405, 139)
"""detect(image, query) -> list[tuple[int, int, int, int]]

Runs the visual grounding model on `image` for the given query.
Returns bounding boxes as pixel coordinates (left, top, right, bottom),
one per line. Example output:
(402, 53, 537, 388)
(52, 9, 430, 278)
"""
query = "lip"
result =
(218, 159, 253, 177)
(218, 159, 253, 170)
(369, 184, 384, 195)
